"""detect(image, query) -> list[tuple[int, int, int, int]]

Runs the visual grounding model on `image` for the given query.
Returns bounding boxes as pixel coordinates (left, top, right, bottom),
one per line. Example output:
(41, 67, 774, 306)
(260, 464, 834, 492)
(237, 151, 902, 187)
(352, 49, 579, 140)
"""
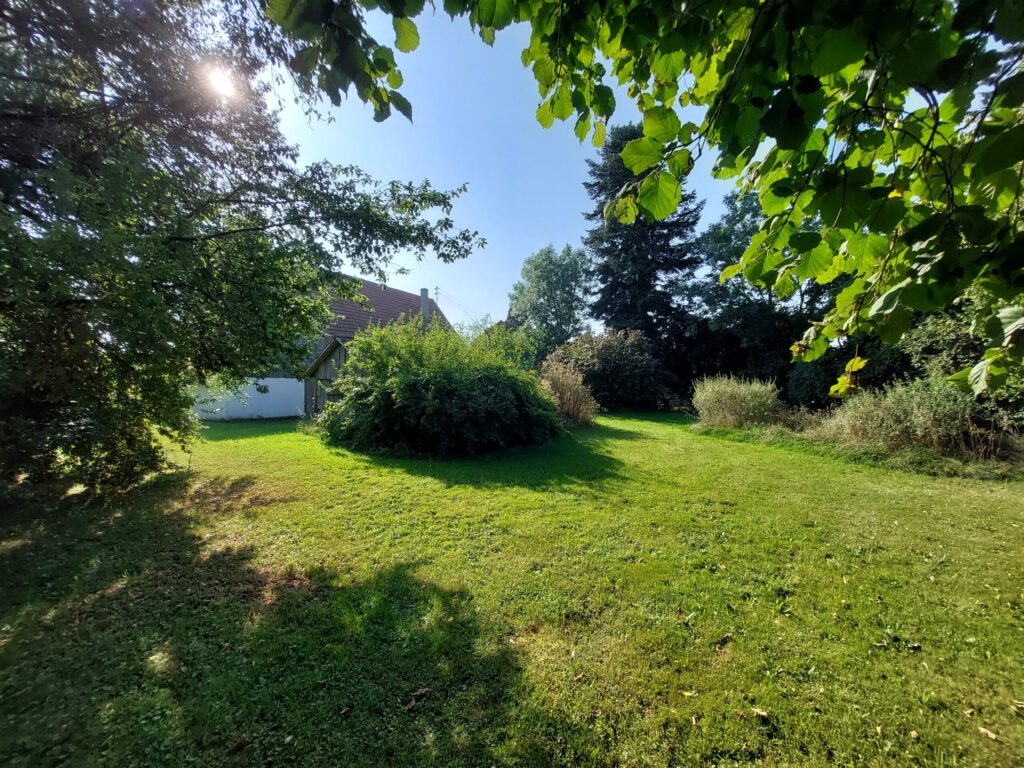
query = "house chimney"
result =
(420, 288, 431, 326)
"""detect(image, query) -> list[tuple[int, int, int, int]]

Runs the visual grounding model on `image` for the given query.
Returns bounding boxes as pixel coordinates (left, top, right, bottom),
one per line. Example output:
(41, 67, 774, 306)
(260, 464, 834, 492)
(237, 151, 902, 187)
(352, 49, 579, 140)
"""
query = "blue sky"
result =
(278, 12, 736, 325)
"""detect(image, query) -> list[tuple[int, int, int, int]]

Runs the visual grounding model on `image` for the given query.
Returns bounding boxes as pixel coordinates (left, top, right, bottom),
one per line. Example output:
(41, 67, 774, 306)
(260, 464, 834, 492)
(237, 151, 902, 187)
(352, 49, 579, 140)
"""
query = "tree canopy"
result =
(0, 0, 479, 486)
(268, 0, 1024, 393)
(506, 244, 592, 360)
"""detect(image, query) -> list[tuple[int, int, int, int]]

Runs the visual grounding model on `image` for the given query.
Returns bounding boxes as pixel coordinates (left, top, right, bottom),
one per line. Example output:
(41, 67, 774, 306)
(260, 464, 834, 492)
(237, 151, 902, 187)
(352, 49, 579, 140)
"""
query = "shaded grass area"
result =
(2, 414, 1022, 766)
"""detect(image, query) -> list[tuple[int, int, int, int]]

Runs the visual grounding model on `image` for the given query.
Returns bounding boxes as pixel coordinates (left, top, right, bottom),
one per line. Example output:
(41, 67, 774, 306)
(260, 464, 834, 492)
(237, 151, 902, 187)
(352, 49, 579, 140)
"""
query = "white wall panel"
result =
(194, 378, 304, 420)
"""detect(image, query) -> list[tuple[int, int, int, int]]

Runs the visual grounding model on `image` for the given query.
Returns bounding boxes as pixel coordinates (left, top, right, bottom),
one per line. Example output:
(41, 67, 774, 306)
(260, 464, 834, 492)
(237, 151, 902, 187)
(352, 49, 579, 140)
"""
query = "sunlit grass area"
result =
(2, 415, 1022, 766)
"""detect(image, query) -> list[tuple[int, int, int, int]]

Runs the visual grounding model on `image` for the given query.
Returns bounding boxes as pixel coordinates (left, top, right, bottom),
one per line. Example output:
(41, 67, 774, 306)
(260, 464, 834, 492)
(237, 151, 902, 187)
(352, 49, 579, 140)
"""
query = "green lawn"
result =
(2, 415, 1022, 766)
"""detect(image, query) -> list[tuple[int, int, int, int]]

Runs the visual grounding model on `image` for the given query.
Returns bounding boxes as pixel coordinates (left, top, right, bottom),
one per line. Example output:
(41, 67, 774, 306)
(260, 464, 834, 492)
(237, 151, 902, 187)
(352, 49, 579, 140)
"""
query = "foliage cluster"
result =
(539, 360, 599, 426)
(0, 0, 478, 488)
(317, 320, 560, 456)
(272, 0, 1024, 392)
(547, 330, 671, 411)
(692, 376, 785, 429)
(900, 310, 1024, 427)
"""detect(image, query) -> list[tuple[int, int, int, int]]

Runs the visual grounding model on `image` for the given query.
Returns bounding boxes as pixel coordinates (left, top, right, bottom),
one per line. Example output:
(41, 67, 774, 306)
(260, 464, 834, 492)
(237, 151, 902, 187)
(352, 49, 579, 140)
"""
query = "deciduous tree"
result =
(507, 244, 591, 360)
(0, 0, 479, 486)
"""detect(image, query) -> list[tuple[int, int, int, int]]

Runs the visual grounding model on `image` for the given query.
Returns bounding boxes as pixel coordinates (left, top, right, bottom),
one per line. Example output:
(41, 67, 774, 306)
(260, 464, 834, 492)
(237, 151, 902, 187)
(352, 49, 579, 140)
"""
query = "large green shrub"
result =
(546, 330, 670, 411)
(813, 376, 1015, 459)
(316, 320, 560, 456)
(692, 376, 785, 428)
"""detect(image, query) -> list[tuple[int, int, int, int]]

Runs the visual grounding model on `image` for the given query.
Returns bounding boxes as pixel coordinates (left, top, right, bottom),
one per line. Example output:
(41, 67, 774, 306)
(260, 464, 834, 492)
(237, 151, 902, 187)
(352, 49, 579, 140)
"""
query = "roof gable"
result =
(324, 279, 447, 340)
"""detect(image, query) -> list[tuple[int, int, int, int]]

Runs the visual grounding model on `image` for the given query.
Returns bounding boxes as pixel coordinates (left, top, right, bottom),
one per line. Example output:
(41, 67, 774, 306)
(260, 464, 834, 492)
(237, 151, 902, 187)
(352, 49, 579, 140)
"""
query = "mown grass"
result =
(1, 413, 1022, 766)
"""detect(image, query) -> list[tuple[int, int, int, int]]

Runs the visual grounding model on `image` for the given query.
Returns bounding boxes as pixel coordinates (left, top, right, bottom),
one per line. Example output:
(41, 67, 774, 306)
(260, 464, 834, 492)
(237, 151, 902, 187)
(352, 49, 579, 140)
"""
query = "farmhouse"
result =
(196, 280, 445, 420)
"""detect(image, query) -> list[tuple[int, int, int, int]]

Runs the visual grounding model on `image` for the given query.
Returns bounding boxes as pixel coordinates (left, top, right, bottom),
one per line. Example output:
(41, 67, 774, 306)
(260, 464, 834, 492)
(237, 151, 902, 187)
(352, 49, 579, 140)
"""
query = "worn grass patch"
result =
(1, 414, 1022, 766)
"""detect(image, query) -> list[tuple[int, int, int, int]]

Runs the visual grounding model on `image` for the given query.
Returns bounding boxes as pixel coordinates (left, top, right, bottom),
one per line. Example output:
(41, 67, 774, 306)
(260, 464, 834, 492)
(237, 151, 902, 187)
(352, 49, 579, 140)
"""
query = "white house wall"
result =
(194, 378, 305, 420)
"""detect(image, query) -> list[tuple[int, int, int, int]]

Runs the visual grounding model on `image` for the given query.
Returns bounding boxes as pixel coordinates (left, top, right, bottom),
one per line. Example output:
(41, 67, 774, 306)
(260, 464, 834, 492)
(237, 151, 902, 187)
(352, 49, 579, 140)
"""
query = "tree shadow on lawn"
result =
(345, 420, 645, 492)
(0, 475, 590, 767)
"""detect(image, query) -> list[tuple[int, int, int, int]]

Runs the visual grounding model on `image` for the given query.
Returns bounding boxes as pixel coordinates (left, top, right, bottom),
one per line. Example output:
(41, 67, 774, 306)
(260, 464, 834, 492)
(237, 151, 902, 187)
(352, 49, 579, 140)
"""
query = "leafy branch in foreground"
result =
(268, 0, 1024, 393)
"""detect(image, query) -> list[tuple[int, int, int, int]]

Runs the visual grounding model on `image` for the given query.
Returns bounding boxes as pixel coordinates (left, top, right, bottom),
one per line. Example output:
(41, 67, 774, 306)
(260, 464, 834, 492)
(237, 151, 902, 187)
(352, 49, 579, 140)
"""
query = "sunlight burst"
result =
(206, 67, 235, 99)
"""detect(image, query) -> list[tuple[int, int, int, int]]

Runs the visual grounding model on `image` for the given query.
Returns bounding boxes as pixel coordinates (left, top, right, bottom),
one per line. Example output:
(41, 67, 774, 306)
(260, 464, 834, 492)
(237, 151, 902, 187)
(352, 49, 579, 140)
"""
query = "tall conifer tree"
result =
(582, 124, 702, 344)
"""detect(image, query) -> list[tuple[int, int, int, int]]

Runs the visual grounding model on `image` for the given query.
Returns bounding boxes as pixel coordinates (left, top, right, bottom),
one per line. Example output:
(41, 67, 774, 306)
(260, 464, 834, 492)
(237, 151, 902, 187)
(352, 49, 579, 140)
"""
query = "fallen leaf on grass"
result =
(404, 687, 430, 711)
(979, 727, 999, 741)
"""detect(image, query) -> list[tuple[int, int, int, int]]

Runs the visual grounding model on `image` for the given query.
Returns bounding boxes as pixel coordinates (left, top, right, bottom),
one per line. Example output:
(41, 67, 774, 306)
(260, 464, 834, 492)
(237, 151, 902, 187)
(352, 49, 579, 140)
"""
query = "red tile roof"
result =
(324, 279, 447, 340)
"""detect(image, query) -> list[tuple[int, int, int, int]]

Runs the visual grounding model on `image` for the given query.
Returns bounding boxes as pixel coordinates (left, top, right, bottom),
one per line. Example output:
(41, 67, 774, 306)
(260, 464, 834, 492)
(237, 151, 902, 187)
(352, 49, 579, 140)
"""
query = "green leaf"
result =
(991, 305, 1024, 346)
(620, 137, 663, 174)
(536, 99, 554, 129)
(592, 85, 616, 118)
(637, 171, 681, 219)
(793, 242, 833, 279)
(289, 46, 319, 75)
(612, 195, 639, 224)
(762, 91, 807, 150)
(975, 124, 1024, 175)
(371, 45, 395, 69)
(788, 231, 822, 252)
(720, 263, 743, 282)
(390, 90, 412, 121)
(651, 49, 686, 82)
(774, 273, 798, 299)
(443, 0, 468, 17)
(265, 0, 298, 26)
(643, 107, 681, 143)
(574, 114, 590, 141)
(393, 17, 420, 53)
(810, 28, 867, 77)
(591, 121, 607, 147)
(551, 83, 573, 120)
(844, 356, 868, 373)
(477, 0, 514, 29)
(533, 58, 556, 90)
(666, 148, 692, 177)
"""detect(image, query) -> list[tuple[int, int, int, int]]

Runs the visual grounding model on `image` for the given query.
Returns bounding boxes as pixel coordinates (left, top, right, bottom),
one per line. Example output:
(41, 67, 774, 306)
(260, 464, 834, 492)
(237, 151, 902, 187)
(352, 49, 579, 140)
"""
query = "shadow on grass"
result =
(0, 475, 588, 766)
(343, 420, 645, 492)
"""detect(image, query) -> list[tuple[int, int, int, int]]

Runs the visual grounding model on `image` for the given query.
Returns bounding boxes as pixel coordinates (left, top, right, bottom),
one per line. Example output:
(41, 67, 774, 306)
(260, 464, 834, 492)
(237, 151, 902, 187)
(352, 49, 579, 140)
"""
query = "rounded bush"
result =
(316, 321, 560, 456)
(546, 330, 670, 411)
(692, 375, 784, 428)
